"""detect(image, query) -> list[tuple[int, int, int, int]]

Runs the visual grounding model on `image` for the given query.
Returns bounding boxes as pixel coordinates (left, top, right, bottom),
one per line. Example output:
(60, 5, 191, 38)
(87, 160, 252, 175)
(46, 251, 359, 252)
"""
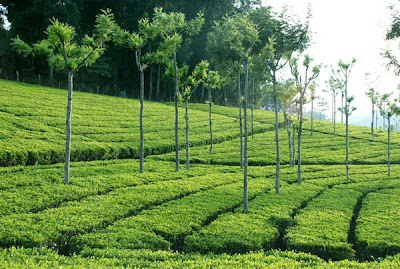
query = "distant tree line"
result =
(0, 0, 259, 104)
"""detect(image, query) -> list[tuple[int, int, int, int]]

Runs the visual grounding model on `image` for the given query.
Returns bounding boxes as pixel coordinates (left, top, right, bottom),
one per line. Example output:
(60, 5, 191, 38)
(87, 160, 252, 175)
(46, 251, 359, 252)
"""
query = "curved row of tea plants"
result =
(0, 80, 274, 166)
(72, 178, 273, 253)
(356, 188, 400, 260)
(0, 172, 243, 250)
(2, 247, 400, 268)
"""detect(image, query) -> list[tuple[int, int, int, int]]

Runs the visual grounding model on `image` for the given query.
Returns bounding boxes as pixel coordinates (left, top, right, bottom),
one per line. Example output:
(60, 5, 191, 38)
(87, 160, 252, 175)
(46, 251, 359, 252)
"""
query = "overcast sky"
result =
(263, 0, 399, 126)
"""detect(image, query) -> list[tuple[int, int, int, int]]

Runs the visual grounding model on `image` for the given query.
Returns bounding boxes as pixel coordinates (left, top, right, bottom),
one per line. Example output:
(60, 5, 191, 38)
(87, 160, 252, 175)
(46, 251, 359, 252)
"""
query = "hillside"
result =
(1, 80, 400, 268)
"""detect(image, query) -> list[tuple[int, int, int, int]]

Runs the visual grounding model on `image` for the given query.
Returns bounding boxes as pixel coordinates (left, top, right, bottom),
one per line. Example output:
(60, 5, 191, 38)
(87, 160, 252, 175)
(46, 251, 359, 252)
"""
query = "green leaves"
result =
(45, 18, 75, 45)
(13, 10, 115, 72)
(11, 36, 32, 57)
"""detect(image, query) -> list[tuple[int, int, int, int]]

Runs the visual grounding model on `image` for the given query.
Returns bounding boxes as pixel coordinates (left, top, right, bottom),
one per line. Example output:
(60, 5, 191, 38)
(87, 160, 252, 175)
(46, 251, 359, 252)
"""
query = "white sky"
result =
(263, 0, 399, 126)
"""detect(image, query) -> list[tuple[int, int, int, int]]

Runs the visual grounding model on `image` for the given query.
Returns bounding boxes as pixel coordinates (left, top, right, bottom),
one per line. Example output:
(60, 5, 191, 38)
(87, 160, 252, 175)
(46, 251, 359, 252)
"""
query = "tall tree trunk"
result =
(251, 77, 255, 139)
(292, 127, 296, 166)
(208, 87, 213, 155)
(345, 84, 349, 180)
(273, 71, 280, 194)
(376, 111, 378, 130)
(383, 111, 386, 130)
(149, 65, 153, 100)
(201, 82, 205, 103)
(243, 61, 249, 212)
(286, 117, 292, 166)
(388, 116, 391, 176)
(185, 97, 190, 170)
(16, 70, 19, 82)
(333, 94, 336, 134)
(173, 52, 179, 172)
(64, 70, 74, 184)
(298, 93, 303, 184)
(238, 69, 243, 169)
(156, 63, 161, 101)
(371, 103, 374, 142)
(148, 42, 153, 100)
(224, 87, 227, 106)
(311, 99, 314, 136)
(139, 68, 144, 173)
(341, 94, 344, 124)
(49, 66, 54, 87)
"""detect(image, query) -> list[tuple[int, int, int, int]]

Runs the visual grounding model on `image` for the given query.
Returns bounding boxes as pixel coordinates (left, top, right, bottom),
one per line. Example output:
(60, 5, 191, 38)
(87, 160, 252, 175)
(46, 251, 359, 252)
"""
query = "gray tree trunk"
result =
(149, 64, 153, 100)
(208, 88, 213, 155)
(64, 70, 74, 184)
(139, 68, 144, 173)
(311, 99, 314, 136)
(243, 61, 249, 213)
(341, 94, 344, 124)
(201, 82, 205, 103)
(345, 86, 349, 180)
(388, 116, 391, 176)
(292, 127, 296, 166)
(49, 66, 54, 87)
(298, 93, 303, 185)
(333, 94, 336, 134)
(273, 72, 280, 194)
(185, 97, 190, 170)
(371, 104, 374, 142)
(376, 111, 378, 130)
(251, 77, 254, 139)
(173, 52, 179, 172)
(156, 63, 161, 101)
(16, 70, 19, 82)
(286, 117, 292, 166)
(224, 87, 227, 106)
(238, 69, 243, 169)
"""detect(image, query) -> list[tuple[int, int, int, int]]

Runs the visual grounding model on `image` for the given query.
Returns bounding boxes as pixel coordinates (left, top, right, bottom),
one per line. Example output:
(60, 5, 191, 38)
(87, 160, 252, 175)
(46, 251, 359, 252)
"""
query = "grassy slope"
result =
(1, 80, 400, 267)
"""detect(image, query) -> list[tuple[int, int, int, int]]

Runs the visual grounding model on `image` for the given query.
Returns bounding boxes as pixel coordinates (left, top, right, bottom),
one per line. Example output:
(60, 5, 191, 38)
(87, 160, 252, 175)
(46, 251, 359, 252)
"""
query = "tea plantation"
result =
(1, 80, 400, 268)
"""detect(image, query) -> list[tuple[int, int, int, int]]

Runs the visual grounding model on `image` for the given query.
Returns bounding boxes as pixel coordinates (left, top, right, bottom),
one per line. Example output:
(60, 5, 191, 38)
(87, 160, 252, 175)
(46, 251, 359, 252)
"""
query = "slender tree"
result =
(254, 6, 310, 193)
(12, 10, 115, 183)
(205, 70, 223, 155)
(279, 80, 297, 166)
(333, 58, 357, 180)
(309, 83, 317, 136)
(153, 8, 204, 172)
(366, 87, 379, 142)
(289, 54, 321, 184)
(328, 78, 340, 134)
(112, 14, 159, 174)
(378, 93, 398, 176)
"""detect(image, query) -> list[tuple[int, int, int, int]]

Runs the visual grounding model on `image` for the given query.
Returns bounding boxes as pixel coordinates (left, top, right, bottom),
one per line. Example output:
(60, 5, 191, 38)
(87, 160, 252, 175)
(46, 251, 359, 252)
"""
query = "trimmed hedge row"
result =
(0, 173, 240, 249)
(0, 80, 274, 166)
(0, 160, 242, 216)
(285, 188, 361, 261)
(356, 188, 400, 260)
(151, 128, 400, 166)
(3, 247, 400, 268)
(286, 180, 400, 261)
(184, 182, 324, 254)
(72, 178, 273, 253)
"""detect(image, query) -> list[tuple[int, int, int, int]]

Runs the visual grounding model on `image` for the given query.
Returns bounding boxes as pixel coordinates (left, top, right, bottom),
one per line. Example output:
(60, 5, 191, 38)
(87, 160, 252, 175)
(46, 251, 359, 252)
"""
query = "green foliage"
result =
(73, 177, 270, 253)
(12, 9, 115, 72)
(356, 188, 400, 260)
(0, 80, 267, 166)
(185, 182, 323, 254)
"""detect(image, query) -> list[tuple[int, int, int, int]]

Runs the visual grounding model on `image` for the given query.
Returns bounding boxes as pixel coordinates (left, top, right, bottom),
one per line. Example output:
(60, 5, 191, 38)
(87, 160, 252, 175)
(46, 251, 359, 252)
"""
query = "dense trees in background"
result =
(1, 0, 258, 102)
